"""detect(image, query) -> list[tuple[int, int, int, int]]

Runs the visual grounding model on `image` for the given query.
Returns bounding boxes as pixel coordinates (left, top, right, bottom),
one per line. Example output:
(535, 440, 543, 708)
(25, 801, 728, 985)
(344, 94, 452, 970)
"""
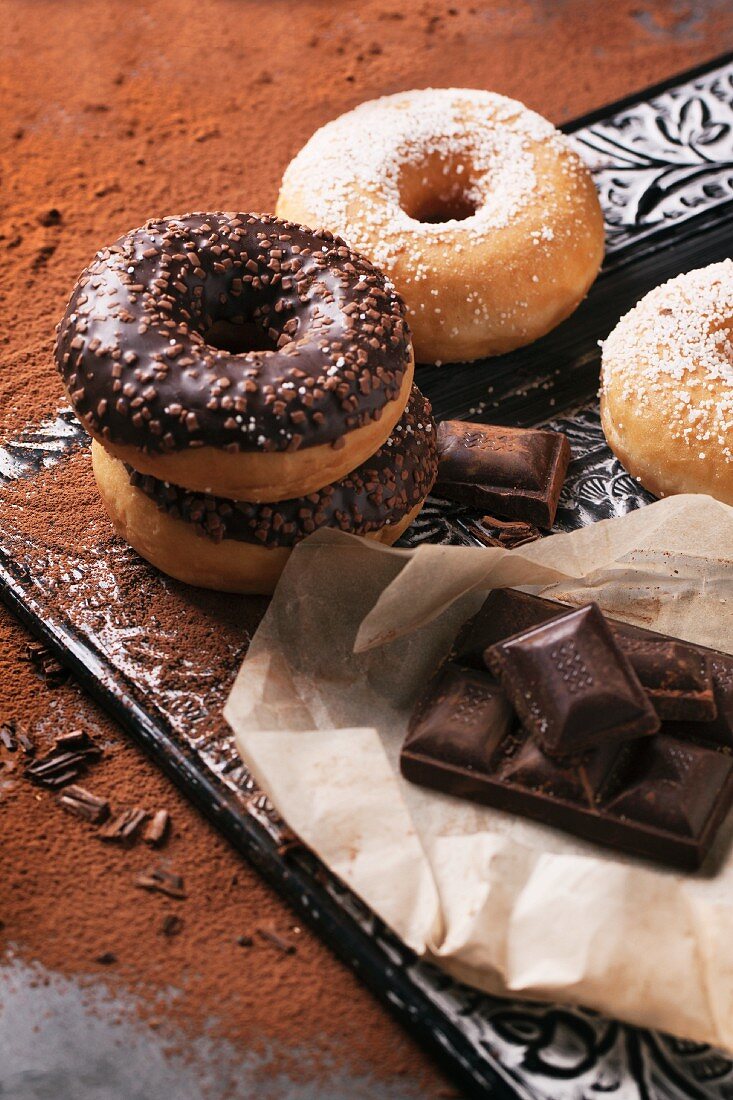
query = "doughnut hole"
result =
(399, 152, 479, 224)
(204, 319, 279, 354)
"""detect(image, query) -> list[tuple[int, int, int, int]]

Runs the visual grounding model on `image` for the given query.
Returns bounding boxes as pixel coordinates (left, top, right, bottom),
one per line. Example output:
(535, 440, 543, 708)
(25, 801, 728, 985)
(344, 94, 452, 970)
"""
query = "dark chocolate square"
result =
(614, 633, 716, 722)
(485, 603, 660, 756)
(404, 663, 513, 773)
(494, 728, 628, 807)
(604, 735, 733, 839)
(452, 587, 561, 670)
(403, 590, 733, 867)
(434, 420, 570, 528)
(670, 656, 733, 748)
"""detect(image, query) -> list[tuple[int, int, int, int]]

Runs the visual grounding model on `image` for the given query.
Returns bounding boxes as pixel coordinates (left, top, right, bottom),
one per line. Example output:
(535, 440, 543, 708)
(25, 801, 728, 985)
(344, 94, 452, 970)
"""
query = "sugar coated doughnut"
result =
(56, 213, 414, 501)
(601, 260, 733, 504)
(91, 386, 437, 594)
(277, 89, 604, 364)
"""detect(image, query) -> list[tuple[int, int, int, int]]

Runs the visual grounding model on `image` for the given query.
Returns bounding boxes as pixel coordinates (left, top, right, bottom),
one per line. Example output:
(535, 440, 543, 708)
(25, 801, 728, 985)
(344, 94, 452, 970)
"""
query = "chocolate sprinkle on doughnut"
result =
(55, 213, 411, 455)
(127, 387, 437, 548)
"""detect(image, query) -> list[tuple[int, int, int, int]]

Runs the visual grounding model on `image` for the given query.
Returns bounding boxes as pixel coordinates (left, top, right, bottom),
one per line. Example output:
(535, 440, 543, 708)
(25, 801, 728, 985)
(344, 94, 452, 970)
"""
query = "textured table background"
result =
(1, 3, 732, 1098)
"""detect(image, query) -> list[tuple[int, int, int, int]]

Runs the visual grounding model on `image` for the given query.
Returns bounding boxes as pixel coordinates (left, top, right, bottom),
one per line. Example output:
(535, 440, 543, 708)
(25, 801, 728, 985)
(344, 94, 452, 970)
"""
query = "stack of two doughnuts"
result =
(55, 213, 438, 593)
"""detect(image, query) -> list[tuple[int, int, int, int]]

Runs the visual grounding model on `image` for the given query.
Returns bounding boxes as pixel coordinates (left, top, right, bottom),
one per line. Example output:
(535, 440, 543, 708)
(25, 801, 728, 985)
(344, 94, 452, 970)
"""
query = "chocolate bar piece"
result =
(453, 589, 727, 734)
(614, 635, 715, 722)
(401, 700, 733, 868)
(603, 735, 731, 840)
(452, 587, 558, 669)
(404, 663, 513, 772)
(679, 657, 733, 748)
(401, 589, 733, 868)
(485, 604, 660, 756)
(434, 420, 570, 528)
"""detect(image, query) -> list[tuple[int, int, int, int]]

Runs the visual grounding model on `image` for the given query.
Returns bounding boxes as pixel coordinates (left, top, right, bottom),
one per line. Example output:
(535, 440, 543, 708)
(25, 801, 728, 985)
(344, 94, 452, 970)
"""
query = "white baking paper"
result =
(224, 494, 733, 1050)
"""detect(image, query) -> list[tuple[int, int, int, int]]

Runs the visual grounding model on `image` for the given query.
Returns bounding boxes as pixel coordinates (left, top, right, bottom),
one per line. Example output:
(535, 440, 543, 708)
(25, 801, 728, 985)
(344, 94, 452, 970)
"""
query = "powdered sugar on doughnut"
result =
(278, 88, 603, 362)
(601, 260, 733, 461)
(280, 88, 575, 269)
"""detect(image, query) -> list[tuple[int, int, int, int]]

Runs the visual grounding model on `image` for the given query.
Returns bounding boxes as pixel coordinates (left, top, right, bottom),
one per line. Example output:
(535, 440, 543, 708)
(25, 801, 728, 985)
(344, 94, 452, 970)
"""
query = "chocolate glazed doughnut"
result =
(56, 213, 414, 501)
(91, 387, 438, 594)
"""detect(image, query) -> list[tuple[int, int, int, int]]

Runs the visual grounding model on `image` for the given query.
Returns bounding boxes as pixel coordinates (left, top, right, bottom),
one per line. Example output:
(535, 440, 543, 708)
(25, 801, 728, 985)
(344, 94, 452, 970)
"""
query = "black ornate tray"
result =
(2, 53, 733, 1100)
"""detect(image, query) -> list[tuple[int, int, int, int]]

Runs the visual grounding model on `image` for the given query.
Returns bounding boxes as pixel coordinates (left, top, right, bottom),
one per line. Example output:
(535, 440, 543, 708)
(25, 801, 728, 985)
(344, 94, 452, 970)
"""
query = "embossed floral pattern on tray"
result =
(572, 58, 733, 251)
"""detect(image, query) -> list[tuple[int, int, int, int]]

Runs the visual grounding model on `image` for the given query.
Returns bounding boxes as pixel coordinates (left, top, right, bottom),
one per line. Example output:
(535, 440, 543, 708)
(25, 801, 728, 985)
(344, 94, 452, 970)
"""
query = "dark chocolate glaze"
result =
(55, 213, 411, 455)
(127, 387, 437, 549)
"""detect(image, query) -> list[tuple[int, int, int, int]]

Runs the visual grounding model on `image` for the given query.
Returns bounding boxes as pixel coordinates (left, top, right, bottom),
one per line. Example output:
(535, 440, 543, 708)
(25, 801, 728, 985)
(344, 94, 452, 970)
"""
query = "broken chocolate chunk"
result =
(434, 420, 570, 528)
(485, 603, 660, 756)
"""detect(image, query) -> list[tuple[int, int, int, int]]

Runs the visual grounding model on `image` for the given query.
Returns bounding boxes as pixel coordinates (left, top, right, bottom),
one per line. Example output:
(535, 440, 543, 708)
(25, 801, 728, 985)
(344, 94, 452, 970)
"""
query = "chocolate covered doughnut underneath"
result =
(92, 387, 437, 593)
(127, 387, 436, 548)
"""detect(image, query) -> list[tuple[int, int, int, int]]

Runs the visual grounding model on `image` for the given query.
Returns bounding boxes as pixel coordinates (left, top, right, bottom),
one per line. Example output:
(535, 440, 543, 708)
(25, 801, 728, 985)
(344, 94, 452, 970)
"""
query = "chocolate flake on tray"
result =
(401, 590, 733, 869)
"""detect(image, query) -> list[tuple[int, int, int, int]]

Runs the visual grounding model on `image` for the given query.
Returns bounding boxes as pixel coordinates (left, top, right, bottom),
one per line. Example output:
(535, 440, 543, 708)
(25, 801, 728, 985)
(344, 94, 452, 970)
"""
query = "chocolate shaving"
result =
(464, 523, 502, 548)
(16, 729, 35, 756)
(54, 729, 91, 752)
(24, 641, 48, 665)
(143, 809, 170, 847)
(482, 514, 541, 547)
(25, 640, 69, 685)
(58, 785, 110, 824)
(95, 951, 117, 965)
(41, 658, 69, 687)
(25, 749, 91, 788)
(99, 807, 148, 844)
(0, 722, 17, 751)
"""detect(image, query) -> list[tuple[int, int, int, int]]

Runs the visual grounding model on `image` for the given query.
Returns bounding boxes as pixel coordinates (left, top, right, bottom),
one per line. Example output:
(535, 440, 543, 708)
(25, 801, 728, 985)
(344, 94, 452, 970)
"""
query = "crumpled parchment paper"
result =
(225, 494, 733, 1050)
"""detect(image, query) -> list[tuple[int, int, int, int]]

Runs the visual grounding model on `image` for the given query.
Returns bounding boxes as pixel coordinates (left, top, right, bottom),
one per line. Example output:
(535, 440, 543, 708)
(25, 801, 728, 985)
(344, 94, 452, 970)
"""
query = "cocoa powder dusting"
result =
(1, 0, 731, 1093)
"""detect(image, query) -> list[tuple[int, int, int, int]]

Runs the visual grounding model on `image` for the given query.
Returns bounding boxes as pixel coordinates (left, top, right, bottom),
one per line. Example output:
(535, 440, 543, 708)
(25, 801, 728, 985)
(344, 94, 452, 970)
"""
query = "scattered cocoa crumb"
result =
(39, 208, 62, 227)
(95, 951, 118, 965)
(93, 181, 120, 198)
(161, 914, 184, 937)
